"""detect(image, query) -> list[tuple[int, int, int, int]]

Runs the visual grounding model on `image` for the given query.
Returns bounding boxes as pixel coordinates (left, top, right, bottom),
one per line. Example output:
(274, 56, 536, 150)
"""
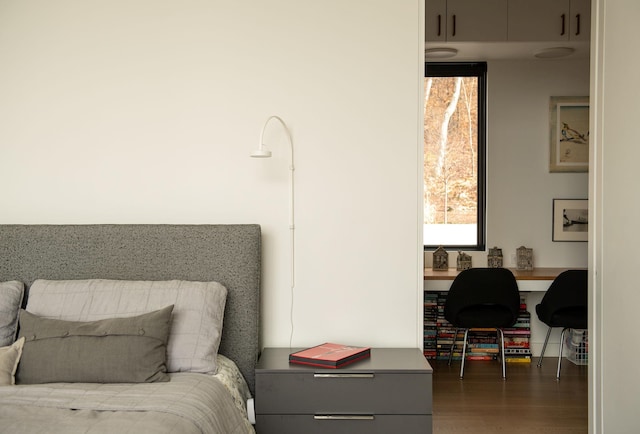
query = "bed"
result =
(0, 224, 260, 434)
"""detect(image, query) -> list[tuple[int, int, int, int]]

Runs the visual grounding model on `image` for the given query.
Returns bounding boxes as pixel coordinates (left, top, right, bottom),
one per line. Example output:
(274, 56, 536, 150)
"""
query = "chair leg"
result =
(448, 328, 459, 366)
(498, 328, 506, 379)
(459, 329, 469, 379)
(557, 327, 568, 380)
(537, 327, 553, 368)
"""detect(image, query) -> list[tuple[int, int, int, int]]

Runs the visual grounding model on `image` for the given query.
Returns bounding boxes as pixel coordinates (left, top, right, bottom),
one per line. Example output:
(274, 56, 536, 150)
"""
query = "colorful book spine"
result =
(425, 292, 532, 363)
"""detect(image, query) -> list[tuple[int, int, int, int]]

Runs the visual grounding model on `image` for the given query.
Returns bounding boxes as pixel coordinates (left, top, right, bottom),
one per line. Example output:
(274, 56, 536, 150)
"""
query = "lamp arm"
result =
(260, 116, 295, 229)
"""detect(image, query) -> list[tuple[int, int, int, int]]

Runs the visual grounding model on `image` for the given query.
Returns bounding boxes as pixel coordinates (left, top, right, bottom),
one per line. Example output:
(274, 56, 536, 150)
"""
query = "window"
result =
(424, 62, 486, 251)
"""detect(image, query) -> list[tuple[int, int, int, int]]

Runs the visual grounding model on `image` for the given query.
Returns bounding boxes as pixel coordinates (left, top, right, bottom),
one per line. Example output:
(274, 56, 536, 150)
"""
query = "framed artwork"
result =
(549, 96, 589, 172)
(553, 199, 588, 242)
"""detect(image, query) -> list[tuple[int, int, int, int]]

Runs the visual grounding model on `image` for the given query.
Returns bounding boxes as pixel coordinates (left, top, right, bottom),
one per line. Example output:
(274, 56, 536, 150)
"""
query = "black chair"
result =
(444, 268, 520, 379)
(535, 269, 588, 379)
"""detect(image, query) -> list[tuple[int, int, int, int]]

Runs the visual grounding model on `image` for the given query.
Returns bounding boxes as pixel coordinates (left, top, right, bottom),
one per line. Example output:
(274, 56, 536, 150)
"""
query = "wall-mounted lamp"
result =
(251, 115, 296, 346)
(251, 115, 295, 231)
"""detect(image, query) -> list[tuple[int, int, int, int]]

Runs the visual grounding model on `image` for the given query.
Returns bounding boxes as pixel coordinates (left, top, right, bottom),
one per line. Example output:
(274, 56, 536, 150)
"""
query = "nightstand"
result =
(255, 347, 432, 434)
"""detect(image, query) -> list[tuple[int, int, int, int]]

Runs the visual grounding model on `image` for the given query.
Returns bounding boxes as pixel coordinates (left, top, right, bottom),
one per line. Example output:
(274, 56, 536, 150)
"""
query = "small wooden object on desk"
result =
(516, 245, 534, 270)
(255, 347, 433, 434)
(432, 246, 448, 271)
(456, 251, 472, 271)
(487, 246, 503, 268)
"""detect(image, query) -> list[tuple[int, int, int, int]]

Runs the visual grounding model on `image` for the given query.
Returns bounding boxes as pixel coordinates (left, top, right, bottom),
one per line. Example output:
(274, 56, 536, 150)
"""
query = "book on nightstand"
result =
(289, 342, 371, 368)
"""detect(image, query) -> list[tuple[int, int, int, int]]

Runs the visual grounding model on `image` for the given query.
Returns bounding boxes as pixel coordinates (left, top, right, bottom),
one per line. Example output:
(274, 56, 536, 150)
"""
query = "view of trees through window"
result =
(424, 63, 486, 249)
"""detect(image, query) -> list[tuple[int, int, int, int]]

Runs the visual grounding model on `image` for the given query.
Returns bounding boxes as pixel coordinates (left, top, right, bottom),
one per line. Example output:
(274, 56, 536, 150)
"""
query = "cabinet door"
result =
(508, 0, 570, 41)
(569, 0, 590, 41)
(446, 0, 507, 42)
(425, 0, 447, 42)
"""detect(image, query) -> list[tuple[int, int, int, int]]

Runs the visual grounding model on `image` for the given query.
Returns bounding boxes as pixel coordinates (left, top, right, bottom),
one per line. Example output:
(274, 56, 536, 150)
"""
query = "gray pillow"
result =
(0, 281, 24, 347)
(16, 305, 173, 384)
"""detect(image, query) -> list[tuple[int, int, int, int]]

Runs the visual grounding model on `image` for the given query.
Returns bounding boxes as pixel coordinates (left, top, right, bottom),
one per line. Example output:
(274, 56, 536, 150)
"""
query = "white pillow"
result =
(0, 337, 25, 385)
(0, 281, 24, 347)
(26, 279, 227, 374)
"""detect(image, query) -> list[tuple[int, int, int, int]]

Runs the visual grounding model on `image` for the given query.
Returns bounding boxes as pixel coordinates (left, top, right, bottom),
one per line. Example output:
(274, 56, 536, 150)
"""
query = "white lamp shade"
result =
(250, 147, 272, 158)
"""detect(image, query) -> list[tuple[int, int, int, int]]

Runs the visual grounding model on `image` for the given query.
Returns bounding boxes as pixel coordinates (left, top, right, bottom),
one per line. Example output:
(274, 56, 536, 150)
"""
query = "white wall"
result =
(591, 1, 640, 432)
(0, 0, 425, 349)
(487, 59, 589, 267)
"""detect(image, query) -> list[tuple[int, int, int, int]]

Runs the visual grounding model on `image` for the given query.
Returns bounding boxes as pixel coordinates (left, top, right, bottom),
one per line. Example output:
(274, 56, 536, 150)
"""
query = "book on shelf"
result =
(289, 343, 371, 368)
(466, 355, 495, 361)
(505, 356, 532, 363)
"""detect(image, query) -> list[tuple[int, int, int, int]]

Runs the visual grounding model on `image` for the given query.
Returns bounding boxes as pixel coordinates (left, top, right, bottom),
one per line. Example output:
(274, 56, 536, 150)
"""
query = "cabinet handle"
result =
(452, 14, 456, 37)
(314, 373, 375, 379)
(437, 14, 442, 37)
(575, 13, 581, 36)
(314, 415, 375, 421)
(561, 13, 566, 36)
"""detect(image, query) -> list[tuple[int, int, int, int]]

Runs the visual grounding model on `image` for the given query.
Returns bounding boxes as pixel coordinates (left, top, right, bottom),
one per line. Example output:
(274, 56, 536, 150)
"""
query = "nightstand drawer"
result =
(256, 371, 431, 414)
(257, 414, 432, 434)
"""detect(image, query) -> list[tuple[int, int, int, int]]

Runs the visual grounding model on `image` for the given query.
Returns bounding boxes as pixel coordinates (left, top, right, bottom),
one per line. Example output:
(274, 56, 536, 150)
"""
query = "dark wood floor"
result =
(432, 357, 588, 434)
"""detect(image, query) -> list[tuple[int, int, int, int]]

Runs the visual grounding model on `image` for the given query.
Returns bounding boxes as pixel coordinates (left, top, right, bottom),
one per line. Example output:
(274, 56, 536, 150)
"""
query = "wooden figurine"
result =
(487, 246, 503, 268)
(432, 246, 449, 271)
(456, 251, 472, 271)
(516, 246, 533, 270)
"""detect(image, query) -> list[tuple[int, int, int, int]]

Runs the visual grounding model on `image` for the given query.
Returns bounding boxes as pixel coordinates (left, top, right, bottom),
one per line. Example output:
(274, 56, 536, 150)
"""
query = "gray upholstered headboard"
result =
(0, 224, 261, 393)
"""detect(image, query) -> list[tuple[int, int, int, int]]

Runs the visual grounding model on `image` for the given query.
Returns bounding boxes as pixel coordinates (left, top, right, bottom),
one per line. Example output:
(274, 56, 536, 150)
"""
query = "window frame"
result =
(423, 62, 487, 252)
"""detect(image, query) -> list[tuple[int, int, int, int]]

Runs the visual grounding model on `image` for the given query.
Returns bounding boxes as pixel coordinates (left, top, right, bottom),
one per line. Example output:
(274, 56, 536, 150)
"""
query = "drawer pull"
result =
(314, 415, 375, 421)
(313, 373, 374, 379)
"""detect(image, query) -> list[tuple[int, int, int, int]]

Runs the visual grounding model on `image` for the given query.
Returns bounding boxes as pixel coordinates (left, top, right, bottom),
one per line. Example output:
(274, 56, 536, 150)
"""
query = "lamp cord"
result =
(290, 224, 295, 349)
(288, 136, 295, 349)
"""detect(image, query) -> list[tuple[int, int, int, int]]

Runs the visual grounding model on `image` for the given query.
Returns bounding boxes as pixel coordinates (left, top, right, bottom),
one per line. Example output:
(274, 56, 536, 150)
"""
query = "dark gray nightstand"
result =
(255, 347, 433, 434)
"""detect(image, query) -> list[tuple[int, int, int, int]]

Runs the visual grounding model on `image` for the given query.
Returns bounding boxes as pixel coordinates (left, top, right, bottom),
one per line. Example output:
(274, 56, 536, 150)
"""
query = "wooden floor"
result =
(432, 357, 588, 434)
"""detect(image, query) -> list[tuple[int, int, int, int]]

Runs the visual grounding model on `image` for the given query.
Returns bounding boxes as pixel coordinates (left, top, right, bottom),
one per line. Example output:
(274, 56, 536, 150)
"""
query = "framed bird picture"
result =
(549, 96, 589, 172)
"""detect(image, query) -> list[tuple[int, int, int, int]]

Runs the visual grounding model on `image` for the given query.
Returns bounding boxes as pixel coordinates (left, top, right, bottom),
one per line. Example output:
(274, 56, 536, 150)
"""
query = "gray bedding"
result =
(0, 372, 255, 434)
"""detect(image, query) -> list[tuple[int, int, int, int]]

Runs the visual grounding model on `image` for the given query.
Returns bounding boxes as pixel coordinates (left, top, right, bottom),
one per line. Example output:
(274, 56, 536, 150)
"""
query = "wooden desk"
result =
(424, 267, 573, 282)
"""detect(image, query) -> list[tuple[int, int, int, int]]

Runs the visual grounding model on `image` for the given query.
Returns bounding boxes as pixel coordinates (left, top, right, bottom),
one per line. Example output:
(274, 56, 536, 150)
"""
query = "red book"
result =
(289, 343, 371, 368)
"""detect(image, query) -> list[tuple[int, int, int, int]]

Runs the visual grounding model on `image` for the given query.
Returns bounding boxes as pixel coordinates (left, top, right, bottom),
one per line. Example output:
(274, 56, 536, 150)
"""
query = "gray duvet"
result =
(0, 373, 255, 434)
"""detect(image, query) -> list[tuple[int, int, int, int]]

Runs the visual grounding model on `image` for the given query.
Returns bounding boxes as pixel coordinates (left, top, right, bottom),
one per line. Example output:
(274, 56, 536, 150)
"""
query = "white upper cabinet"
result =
(426, 0, 590, 43)
(508, 0, 590, 42)
(568, 0, 590, 42)
(426, 0, 508, 42)
(425, 0, 447, 42)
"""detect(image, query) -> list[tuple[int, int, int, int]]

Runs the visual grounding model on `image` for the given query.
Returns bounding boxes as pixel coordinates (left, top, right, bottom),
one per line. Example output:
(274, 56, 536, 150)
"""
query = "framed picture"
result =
(549, 96, 589, 172)
(553, 199, 588, 242)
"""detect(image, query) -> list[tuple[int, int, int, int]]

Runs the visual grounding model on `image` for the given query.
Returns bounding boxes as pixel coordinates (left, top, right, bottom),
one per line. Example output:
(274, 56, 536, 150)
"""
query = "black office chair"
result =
(444, 267, 520, 379)
(535, 269, 587, 379)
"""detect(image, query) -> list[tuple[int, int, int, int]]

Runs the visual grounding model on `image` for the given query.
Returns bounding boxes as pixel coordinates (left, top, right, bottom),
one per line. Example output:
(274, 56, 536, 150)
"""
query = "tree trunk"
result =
(438, 77, 462, 223)
(461, 79, 476, 177)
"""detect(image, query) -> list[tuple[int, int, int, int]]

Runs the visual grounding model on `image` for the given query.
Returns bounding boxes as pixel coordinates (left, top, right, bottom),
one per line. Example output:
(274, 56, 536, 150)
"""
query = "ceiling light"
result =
(534, 47, 575, 59)
(425, 48, 458, 59)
